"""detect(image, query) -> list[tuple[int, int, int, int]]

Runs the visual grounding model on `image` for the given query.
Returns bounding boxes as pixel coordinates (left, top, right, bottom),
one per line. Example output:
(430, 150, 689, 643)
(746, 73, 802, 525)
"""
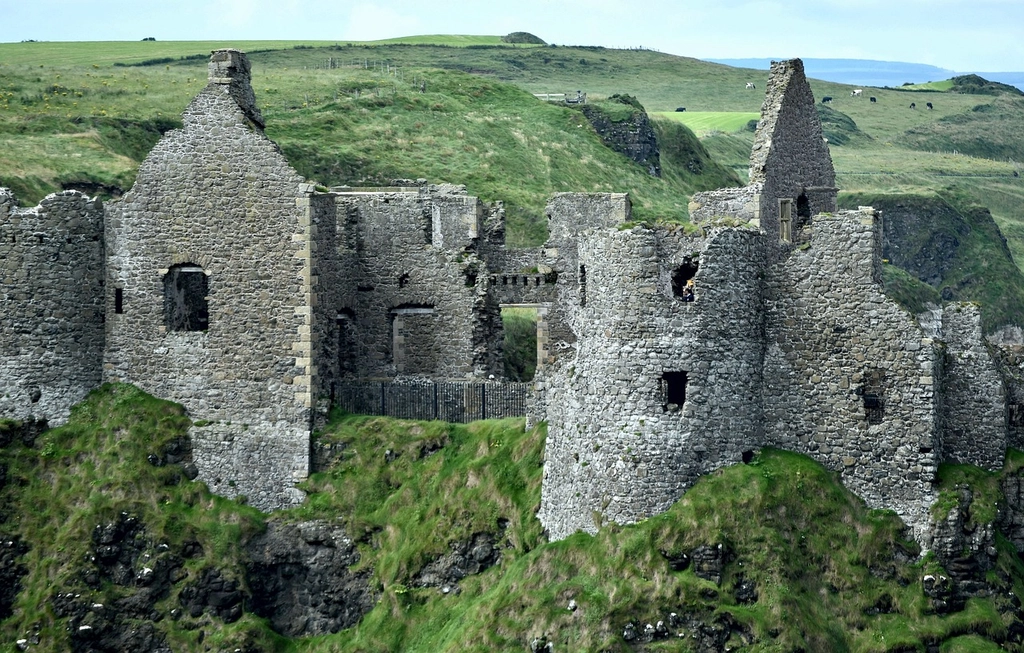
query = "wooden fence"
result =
(334, 381, 530, 422)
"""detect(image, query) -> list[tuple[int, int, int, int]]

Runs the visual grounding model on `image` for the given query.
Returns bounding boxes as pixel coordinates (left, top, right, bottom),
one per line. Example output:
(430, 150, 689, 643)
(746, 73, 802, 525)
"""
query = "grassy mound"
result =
(4, 387, 1024, 651)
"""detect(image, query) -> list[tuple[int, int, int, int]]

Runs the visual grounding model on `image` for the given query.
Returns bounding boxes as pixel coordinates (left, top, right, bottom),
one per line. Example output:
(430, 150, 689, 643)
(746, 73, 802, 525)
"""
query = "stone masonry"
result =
(1, 53, 1021, 541)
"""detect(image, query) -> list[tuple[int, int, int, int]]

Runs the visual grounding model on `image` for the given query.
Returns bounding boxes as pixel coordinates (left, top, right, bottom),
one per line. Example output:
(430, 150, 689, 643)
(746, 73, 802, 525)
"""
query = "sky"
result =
(0, 0, 1021, 73)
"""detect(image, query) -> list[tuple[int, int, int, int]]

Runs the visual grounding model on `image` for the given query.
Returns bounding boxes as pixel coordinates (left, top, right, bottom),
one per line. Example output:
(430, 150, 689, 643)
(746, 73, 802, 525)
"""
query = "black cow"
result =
(821, 96, 833, 104)
(926, 102, 933, 109)
(910, 102, 916, 109)
(870, 96, 877, 103)
(675, 107, 686, 112)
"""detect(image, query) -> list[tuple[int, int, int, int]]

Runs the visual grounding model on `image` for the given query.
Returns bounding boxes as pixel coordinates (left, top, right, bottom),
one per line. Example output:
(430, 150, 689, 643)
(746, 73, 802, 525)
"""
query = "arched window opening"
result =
(164, 264, 209, 332)
(671, 259, 699, 301)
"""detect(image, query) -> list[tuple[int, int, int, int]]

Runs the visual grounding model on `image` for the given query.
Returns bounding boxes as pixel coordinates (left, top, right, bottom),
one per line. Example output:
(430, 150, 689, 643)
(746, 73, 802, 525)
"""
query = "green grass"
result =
(6, 388, 1024, 651)
(901, 80, 956, 92)
(651, 111, 759, 134)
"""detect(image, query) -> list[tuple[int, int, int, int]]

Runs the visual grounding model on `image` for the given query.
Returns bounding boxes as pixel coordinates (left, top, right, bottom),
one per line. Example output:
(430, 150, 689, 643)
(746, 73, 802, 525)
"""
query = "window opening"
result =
(398, 272, 410, 288)
(779, 198, 793, 242)
(671, 259, 699, 301)
(1010, 403, 1024, 428)
(795, 192, 812, 231)
(114, 288, 124, 314)
(660, 371, 688, 411)
(579, 264, 587, 307)
(164, 264, 209, 332)
(858, 369, 886, 424)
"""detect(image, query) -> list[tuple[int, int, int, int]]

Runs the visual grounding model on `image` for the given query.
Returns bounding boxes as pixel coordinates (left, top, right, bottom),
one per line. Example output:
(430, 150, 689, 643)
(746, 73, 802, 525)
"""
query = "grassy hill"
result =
(4, 386, 1024, 651)
(2, 37, 1024, 318)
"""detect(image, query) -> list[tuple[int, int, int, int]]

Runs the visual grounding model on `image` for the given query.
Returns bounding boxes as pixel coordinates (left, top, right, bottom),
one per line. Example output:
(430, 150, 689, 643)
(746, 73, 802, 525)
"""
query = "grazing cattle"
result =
(870, 96, 877, 103)
(926, 102, 933, 110)
(675, 107, 686, 112)
(910, 102, 916, 109)
(746, 82, 755, 89)
(851, 89, 863, 97)
(821, 96, 833, 104)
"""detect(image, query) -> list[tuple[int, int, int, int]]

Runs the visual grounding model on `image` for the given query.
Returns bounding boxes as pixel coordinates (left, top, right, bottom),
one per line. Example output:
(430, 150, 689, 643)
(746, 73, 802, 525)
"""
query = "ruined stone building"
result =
(1, 51, 1022, 545)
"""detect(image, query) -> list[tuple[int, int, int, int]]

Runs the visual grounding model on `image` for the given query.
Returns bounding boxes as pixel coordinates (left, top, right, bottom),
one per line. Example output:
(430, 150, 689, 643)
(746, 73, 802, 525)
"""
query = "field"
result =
(651, 110, 760, 135)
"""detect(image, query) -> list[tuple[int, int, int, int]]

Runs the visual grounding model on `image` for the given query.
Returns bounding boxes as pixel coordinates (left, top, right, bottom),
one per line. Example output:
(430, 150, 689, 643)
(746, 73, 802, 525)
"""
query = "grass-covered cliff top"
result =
(4, 385, 1024, 651)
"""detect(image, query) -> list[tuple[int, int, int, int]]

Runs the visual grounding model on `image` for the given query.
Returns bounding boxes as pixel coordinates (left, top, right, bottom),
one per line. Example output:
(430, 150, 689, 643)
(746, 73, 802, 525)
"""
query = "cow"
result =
(851, 89, 863, 97)
(870, 96, 877, 103)
(821, 96, 833, 104)
(746, 82, 755, 89)
(926, 102, 933, 110)
(675, 107, 686, 112)
(910, 102, 916, 109)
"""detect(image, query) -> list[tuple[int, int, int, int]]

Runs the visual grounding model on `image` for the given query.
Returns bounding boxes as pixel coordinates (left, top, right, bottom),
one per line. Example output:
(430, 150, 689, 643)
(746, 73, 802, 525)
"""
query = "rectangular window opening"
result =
(661, 371, 688, 412)
(114, 288, 124, 314)
(579, 264, 587, 307)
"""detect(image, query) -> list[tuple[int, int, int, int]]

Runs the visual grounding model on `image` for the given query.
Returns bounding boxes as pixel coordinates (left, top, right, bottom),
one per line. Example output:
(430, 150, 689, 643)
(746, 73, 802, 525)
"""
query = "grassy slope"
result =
(1, 37, 1023, 307)
(4, 387, 1024, 651)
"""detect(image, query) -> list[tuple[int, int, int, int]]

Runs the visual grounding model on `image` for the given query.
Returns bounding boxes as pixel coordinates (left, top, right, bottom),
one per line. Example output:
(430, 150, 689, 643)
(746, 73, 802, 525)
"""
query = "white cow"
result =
(851, 89, 863, 97)
(745, 82, 755, 89)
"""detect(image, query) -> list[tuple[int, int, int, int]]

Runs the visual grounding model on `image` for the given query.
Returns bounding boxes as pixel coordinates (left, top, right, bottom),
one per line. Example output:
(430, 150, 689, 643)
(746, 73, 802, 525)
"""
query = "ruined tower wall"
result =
(103, 51, 310, 510)
(750, 59, 837, 241)
(762, 208, 940, 538)
(0, 190, 105, 426)
(538, 225, 767, 540)
(938, 303, 1006, 469)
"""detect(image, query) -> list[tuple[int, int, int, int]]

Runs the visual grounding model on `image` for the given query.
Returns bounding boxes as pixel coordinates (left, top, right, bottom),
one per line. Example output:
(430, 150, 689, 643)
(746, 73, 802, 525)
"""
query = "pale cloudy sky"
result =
(0, 0, 1020, 72)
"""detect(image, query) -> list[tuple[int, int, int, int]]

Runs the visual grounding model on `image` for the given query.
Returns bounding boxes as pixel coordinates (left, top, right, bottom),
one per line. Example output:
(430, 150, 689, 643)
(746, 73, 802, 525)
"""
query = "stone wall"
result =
(0, 190, 105, 426)
(937, 303, 1006, 470)
(762, 208, 941, 539)
(539, 224, 767, 540)
(330, 188, 500, 381)
(749, 59, 837, 243)
(994, 346, 1024, 451)
(103, 50, 310, 511)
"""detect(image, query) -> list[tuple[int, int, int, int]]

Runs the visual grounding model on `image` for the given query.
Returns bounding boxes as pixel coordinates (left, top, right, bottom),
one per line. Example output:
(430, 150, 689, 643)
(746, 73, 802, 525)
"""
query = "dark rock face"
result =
(49, 512, 194, 653)
(52, 593, 172, 653)
(245, 520, 376, 637)
(578, 103, 661, 177)
(0, 537, 28, 620)
(414, 531, 502, 590)
(179, 567, 245, 623)
(690, 543, 728, 585)
(929, 486, 997, 587)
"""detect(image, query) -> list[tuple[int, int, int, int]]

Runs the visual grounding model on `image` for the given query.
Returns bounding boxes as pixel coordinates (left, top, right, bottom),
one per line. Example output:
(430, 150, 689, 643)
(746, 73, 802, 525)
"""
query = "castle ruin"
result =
(2, 51, 1023, 546)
